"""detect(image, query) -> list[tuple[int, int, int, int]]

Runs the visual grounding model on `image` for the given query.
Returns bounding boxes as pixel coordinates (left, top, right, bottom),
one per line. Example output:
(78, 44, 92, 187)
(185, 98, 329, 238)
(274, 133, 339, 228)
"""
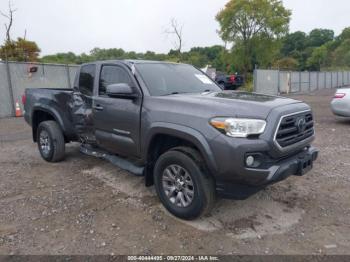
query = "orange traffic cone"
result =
(15, 101, 22, 117)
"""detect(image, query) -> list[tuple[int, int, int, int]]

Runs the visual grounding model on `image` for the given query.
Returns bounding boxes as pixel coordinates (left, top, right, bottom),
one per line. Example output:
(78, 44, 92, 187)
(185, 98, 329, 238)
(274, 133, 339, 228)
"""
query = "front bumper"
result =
(215, 146, 318, 199)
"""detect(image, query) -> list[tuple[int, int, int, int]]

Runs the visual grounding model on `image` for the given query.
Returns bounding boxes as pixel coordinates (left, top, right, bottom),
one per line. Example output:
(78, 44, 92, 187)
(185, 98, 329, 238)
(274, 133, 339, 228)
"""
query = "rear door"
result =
(93, 63, 142, 157)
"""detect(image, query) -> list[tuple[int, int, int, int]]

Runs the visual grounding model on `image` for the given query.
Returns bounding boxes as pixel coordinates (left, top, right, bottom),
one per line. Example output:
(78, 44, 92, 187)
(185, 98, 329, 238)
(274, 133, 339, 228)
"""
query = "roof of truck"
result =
(82, 60, 180, 66)
(125, 59, 179, 64)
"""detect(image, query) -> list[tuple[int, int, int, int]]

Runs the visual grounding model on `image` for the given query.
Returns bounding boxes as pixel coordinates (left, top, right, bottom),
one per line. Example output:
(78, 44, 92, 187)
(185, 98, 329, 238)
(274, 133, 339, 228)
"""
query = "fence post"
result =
(308, 71, 311, 92)
(277, 70, 280, 94)
(66, 64, 71, 89)
(316, 71, 319, 90)
(288, 71, 291, 94)
(337, 71, 339, 87)
(253, 69, 256, 92)
(5, 61, 15, 117)
(331, 72, 333, 89)
(299, 71, 302, 92)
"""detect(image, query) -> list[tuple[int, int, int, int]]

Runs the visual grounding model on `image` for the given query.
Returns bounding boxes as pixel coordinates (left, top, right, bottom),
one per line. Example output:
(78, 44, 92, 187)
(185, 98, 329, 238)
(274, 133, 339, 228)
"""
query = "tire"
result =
(153, 147, 215, 220)
(37, 120, 65, 162)
(218, 82, 225, 89)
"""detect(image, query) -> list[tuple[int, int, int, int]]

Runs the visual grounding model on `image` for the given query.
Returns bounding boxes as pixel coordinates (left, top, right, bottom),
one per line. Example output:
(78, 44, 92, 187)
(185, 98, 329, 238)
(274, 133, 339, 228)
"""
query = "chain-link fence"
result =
(254, 69, 350, 95)
(0, 61, 78, 118)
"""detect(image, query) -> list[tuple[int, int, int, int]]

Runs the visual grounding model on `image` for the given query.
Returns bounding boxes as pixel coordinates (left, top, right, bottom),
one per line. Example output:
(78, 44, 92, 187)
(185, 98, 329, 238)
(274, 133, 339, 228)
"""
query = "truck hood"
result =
(158, 91, 302, 119)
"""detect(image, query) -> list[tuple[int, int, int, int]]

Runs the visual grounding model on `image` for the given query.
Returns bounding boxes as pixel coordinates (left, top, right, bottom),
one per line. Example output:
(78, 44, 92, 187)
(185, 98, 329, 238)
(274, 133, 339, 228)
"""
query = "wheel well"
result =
(32, 110, 56, 142)
(145, 134, 203, 187)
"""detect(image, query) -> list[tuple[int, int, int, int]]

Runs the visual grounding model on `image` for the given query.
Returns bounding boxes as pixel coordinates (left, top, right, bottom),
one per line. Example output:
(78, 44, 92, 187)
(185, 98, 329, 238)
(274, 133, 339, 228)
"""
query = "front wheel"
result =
(37, 120, 65, 162)
(154, 147, 215, 220)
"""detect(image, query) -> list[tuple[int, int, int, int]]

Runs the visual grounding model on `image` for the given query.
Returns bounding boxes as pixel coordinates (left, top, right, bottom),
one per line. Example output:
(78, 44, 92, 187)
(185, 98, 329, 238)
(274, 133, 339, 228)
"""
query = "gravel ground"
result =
(0, 89, 349, 255)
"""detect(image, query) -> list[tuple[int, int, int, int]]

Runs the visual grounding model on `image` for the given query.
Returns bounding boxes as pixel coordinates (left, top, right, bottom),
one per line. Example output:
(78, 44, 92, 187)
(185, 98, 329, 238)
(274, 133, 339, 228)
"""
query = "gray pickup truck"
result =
(23, 60, 318, 220)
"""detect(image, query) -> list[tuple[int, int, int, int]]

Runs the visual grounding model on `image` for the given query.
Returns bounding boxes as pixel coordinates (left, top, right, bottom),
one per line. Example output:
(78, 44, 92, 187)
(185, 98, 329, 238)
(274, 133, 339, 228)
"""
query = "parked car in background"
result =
(331, 88, 350, 117)
(215, 72, 244, 90)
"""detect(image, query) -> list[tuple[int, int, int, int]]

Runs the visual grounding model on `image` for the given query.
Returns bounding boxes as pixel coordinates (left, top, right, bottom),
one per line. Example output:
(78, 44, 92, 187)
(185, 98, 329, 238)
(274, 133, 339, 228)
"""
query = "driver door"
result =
(93, 63, 142, 158)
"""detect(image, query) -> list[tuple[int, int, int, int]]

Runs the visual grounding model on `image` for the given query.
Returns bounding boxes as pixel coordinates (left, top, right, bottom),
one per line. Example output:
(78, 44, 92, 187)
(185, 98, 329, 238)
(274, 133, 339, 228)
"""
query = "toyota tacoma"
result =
(23, 60, 318, 220)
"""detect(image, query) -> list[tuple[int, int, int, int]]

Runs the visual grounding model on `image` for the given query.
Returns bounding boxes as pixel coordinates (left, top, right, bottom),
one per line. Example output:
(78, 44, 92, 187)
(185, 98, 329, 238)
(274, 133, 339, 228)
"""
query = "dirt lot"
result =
(0, 89, 349, 255)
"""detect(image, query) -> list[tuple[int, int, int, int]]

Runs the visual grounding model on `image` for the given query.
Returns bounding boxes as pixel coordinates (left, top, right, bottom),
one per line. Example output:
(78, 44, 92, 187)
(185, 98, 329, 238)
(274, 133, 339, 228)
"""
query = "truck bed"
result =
(24, 88, 77, 142)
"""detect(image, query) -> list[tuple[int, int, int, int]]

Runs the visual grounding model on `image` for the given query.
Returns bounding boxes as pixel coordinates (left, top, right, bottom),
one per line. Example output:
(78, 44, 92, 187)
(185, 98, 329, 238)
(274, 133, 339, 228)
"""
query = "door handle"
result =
(93, 105, 104, 111)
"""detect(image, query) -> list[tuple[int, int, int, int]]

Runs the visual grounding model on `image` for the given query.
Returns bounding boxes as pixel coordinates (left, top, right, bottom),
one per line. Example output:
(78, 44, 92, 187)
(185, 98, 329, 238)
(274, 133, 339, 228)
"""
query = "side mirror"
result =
(106, 83, 138, 99)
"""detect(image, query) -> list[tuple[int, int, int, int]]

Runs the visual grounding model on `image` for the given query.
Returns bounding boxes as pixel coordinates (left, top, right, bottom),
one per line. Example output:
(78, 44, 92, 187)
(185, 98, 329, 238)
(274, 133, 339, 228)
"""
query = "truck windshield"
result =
(135, 63, 222, 96)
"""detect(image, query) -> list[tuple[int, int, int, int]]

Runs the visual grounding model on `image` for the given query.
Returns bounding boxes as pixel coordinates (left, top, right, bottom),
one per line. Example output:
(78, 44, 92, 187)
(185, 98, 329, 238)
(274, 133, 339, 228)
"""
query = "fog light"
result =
(246, 155, 255, 167)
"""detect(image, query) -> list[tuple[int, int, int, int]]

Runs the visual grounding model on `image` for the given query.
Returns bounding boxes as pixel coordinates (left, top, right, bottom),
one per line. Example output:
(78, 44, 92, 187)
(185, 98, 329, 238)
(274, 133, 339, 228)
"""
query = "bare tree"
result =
(164, 18, 184, 56)
(0, 1, 17, 42)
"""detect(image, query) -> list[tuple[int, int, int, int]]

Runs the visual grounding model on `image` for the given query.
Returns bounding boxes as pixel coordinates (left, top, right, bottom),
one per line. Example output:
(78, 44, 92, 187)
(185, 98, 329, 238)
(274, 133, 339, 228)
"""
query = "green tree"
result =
(184, 52, 208, 68)
(279, 31, 307, 70)
(338, 27, 350, 41)
(252, 34, 281, 68)
(90, 48, 125, 60)
(307, 29, 334, 47)
(273, 57, 298, 70)
(0, 38, 40, 62)
(41, 52, 79, 64)
(306, 45, 328, 70)
(216, 0, 291, 76)
(281, 31, 307, 56)
(280, 29, 334, 70)
(331, 39, 350, 68)
(180, 45, 227, 69)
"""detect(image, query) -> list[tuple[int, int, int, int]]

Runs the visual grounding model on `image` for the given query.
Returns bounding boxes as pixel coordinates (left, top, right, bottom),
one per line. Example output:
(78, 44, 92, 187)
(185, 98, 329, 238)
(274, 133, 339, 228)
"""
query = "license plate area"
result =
(297, 154, 313, 176)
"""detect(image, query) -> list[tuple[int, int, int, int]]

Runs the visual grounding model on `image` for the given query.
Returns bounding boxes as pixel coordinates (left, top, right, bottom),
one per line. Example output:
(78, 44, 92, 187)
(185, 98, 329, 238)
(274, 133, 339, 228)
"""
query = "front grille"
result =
(275, 111, 314, 148)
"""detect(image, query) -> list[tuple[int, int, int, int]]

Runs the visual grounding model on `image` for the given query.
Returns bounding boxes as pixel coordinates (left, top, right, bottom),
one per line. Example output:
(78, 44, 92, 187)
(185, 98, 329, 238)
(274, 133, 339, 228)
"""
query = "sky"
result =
(0, 0, 349, 56)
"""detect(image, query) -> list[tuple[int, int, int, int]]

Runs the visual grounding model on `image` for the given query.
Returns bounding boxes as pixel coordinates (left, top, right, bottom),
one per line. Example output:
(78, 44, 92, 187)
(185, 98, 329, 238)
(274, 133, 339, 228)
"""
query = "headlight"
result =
(210, 117, 266, 138)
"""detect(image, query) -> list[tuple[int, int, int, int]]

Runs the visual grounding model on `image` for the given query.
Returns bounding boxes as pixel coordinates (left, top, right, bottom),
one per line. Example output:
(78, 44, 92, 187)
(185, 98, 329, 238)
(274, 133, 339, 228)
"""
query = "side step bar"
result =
(80, 144, 144, 176)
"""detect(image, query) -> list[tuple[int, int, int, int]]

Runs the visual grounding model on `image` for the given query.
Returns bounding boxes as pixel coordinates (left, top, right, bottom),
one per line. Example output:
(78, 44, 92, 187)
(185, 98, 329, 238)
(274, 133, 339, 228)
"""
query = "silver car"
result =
(331, 88, 350, 117)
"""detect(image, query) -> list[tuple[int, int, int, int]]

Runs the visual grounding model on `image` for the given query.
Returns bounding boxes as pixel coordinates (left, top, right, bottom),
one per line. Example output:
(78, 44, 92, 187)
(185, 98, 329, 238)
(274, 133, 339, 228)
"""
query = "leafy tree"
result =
(180, 45, 227, 69)
(189, 46, 224, 61)
(280, 29, 334, 70)
(338, 27, 350, 41)
(251, 34, 281, 68)
(307, 29, 334, 47)
(41, 52, 79, 64)
(125, 51, 138, 59)
(0, 38, 40, 61)
(90, 48, 125, 60)
(273, 57, 298, 70)
(37, 25, 350, 72)
(281, 31, 307, 56)
(331, 39, 350, 68)
(142, 51, 168, 61)
(306, 45, 328, 70)
(216, 0, 291, 76)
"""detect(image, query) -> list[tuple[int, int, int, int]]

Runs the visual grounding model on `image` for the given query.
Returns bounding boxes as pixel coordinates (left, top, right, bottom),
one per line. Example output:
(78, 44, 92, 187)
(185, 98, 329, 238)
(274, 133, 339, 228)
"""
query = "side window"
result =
(99, 65, 132, 96)
(79, 65, 95, 96)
